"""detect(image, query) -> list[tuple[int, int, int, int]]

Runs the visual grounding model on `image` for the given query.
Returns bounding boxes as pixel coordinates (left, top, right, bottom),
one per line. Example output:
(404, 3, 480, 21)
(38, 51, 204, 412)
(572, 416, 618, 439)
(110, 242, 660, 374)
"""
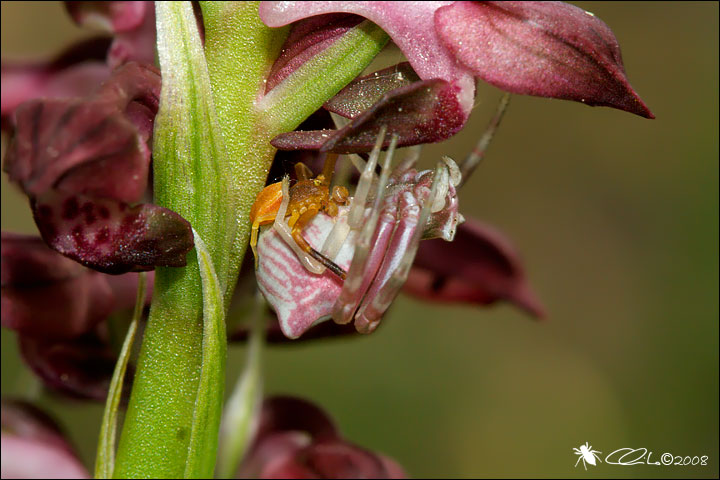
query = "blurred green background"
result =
(2, 2, 717, 478)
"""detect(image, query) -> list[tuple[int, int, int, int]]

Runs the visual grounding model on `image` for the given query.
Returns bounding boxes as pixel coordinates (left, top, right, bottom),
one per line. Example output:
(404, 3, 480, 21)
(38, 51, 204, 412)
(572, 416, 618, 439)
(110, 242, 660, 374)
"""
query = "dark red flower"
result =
(238, 396, 405, 479)
(1, 232, 151, 399)
(3, 62, 194, 274)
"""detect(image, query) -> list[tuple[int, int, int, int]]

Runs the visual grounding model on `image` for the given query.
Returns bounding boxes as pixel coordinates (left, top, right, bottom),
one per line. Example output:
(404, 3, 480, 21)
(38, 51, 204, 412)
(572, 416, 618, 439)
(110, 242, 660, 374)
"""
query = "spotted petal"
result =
(3, 63, 194, 273)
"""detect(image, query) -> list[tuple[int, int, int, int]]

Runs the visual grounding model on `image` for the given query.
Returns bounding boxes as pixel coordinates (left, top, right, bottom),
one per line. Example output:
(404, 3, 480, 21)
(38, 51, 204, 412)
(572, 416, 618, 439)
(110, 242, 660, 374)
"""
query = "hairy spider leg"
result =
(355, 162, 446, 333)
(287, 202, 348, 280)
(331, 129, 399, 325)
(458, 93, 511, 188)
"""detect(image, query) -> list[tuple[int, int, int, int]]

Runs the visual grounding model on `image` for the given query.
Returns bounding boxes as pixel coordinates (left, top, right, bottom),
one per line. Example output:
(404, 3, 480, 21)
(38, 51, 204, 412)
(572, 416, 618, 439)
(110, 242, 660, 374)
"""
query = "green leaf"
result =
(185, 230, 227, 479)
(114, 3, 231, 477)
(94, 272, 146, 479)
(152, 1, 231, 282)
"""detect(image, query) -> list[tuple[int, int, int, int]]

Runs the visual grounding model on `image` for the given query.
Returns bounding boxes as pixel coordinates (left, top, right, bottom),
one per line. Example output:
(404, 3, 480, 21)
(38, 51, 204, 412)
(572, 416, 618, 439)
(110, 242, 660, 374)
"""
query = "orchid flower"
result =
(1, 1, 652, 478)
(260, 1, 652, 152)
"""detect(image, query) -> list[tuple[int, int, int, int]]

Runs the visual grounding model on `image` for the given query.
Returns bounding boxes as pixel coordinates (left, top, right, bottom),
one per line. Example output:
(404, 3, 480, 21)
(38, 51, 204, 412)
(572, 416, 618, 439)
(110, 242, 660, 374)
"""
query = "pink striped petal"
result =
(256, 211, 355, 339)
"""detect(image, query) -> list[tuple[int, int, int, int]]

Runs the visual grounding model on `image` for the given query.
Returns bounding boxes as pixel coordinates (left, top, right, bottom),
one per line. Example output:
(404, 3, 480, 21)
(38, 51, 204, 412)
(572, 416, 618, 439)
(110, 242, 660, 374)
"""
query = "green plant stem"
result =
(216, 293, 267, 478)
(113, 2, 389, 477)
(113, 2, 227, 477)
(200, 1, 288, 307)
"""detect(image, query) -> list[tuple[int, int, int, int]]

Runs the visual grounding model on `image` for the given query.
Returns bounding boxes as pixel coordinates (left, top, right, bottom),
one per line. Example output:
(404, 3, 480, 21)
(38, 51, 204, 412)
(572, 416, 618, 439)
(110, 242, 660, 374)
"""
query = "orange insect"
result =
(249, 154, 350, 278)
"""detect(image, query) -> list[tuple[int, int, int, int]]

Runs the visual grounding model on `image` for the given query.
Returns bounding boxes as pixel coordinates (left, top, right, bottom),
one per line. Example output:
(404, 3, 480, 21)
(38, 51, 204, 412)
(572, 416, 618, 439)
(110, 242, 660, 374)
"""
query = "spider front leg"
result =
(289, 207, 348, 280)
(354, 162, 447, 333)
(272, 176, 326, 275)
(331, 130, 397, 325)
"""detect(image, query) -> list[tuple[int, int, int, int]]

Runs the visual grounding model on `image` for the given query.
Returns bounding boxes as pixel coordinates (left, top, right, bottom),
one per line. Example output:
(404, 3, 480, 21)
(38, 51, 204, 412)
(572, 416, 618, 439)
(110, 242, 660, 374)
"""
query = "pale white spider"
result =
(255, 128, 462, 339)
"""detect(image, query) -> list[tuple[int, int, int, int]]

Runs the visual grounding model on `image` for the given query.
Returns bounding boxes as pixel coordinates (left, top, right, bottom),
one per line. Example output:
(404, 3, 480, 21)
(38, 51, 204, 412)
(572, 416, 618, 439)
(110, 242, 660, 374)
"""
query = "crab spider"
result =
(255, 127, 463, 339)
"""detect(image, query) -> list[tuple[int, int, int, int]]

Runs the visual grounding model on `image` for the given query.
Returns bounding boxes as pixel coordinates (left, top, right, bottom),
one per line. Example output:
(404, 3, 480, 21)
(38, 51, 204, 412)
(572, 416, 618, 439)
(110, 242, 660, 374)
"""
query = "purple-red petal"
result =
(65, 1, 147, 33)
(1, 233, 115, 338)
(4, 62, 160, 202)
(32, 192, 193, 274)
(18, 332, 122, 401)
(106, 2, 157, 69)
(1, 37, 112, 131)
(240, 396, 406, 479)
(405, 218, 545, 318)
(261, 440, 397, 479)
(435, 1, 654, 118)
(3, 62, 193, 273)
(324, 62, 420, 119)
(272, 78, 466, 153)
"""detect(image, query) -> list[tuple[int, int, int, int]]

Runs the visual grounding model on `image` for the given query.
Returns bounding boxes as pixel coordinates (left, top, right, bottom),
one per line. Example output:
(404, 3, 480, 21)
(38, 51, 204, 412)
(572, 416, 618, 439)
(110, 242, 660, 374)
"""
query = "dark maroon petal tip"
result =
(323, 62, 420, 119)
(405, 218, 546, 319)
(257, 396, 340, 442)
(261, 440, 397, 479)
(435, 1, 654, 119)
(32, 192, 194, 275)
(272, 78, 467, 154)
(241, 396, 406, 479)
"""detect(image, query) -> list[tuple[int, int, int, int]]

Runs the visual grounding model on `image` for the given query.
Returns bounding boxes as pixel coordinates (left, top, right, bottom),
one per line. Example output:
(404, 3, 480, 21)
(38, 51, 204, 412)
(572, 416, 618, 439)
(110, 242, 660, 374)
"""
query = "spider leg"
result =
(294, 162, 313, 180)
(251, 213, 278, 268)
(273, 176, 325, 274)
(348, 126, 387, 228)
(319, 132, 384, 263)
(458, 93, 510, 188)
(331, 131, 397, 325)
(291, 208, 347, 279)
(574, 456, 583, 468)
(354, 162, 446, 333)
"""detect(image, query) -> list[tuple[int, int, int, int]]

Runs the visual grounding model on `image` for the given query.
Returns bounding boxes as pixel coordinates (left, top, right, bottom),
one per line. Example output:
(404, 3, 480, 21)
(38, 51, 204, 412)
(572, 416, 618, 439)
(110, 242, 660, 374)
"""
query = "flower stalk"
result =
(112, 1, 390, 477)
